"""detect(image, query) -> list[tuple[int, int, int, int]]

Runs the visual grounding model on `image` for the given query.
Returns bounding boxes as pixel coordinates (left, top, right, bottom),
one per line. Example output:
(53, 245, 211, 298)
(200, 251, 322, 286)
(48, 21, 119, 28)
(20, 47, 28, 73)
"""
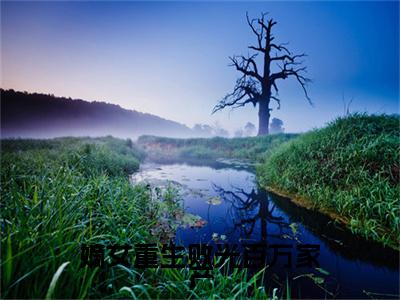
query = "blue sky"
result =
(1, 1, 399, 133)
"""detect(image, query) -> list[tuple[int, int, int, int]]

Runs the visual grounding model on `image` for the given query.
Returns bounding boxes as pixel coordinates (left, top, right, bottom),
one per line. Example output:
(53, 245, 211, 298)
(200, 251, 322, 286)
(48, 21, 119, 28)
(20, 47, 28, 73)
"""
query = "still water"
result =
(132, 160, 399, 299)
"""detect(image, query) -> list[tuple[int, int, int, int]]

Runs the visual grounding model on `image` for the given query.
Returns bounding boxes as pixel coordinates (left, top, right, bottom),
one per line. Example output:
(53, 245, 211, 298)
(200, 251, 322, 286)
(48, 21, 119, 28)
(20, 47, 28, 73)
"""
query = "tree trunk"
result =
(258, 99, 270, 136)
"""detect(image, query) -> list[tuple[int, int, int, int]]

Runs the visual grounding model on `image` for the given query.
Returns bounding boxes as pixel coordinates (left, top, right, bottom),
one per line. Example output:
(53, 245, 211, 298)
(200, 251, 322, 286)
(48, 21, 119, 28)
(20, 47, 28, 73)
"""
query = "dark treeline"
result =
(1, 89, 192, 138)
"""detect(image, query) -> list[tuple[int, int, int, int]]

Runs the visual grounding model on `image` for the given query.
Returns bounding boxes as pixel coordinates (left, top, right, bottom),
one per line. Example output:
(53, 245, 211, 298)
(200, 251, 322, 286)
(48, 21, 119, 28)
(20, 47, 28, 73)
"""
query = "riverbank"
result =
(1, 137, 149, 298)
(130, 160, 399, 298)
(2, 114, 398, 298)
(137, 133, 298, 162)
(266, 186, 350, 225)
(1, 137, 271, 299)
(137, 114, 399, 250)
(257, 114, 400, 250)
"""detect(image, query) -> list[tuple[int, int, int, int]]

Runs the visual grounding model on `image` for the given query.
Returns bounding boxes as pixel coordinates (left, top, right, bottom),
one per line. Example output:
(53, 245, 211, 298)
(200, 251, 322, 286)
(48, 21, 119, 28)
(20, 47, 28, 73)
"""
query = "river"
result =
(132, 159, 399, 299)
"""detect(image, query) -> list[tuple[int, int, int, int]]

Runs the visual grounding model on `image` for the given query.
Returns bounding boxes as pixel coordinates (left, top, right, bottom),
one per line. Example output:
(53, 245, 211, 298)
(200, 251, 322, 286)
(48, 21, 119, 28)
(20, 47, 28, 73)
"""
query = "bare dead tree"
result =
(213, 12, 312, 135)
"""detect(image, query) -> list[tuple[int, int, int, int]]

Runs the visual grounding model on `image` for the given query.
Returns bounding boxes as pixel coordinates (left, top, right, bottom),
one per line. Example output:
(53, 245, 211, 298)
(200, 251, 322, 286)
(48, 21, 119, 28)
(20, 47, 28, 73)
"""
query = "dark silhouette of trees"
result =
(0, 89, 192, 138)
(213, 12, 312, 136)
(193, 124, 213, 137)
(234, 122, 256, 137)
(193, 123, 230, 137)
(244, 122, 256, 136)
(269, 117, 284, 134)
(234, 129, 244, 138)
(212, 123, 229, 137)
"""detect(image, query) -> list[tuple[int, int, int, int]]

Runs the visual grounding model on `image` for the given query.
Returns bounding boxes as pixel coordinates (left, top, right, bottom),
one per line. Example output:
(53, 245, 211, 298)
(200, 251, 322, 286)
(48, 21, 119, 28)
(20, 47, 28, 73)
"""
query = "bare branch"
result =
(272, 81, 279, 93)
(229, 55, 263, 82)
(271, 53, 306, 62)
(258, 18, 277, 37)
(291, 71, 312, 105)
(270, 71, 311, 105)
(246, 12, 264, 50)
(268, 51, 312, 105)
(246, 55, 259, 77)
(212, 76, 261, 114)
(270, 95, 281, 110)
(270, 42, 291, 54)
(248, 46, 266, 53)
(214, 12, 312, 122)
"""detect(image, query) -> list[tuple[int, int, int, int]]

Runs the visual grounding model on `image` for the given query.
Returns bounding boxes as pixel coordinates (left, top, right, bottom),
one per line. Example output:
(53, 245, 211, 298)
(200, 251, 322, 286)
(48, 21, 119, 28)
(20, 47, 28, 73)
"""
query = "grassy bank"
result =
(3, 113, 397, 298)
(257, 114, 400, 249)
(1, 137, 271, 299)
(137, 134, 298, 162)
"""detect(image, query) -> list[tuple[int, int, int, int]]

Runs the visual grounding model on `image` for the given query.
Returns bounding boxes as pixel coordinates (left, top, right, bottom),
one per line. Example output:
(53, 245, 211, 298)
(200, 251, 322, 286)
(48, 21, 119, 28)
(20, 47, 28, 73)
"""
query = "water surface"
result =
(132, 160, 399, 299)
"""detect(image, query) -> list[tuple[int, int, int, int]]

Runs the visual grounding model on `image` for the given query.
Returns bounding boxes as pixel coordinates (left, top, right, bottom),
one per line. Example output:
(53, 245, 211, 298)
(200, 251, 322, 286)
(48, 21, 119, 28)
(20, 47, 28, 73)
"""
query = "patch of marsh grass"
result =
(257, 114, 400, 249)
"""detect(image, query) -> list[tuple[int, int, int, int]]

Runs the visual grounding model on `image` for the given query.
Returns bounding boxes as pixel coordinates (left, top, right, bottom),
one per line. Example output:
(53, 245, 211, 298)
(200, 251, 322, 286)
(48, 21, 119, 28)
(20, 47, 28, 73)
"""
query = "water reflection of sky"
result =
(133, 162, 399, 299)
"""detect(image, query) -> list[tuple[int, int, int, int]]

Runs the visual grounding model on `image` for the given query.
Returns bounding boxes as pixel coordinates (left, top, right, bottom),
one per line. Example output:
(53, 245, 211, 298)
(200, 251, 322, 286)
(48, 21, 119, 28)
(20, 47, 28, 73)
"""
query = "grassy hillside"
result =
(257, 114, 400, 249)
(1, 137, 270, 299)
(137, 134, 299, 162)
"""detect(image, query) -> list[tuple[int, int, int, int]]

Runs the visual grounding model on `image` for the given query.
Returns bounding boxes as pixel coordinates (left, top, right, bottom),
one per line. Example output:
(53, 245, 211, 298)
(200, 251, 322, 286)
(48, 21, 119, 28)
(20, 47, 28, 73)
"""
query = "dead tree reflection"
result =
(212, 183, 291, 242)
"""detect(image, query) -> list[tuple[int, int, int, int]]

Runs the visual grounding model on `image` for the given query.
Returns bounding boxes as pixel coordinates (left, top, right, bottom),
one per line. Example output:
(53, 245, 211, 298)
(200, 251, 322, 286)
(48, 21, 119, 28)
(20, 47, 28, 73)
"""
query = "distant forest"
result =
(1, 89, 193, 138)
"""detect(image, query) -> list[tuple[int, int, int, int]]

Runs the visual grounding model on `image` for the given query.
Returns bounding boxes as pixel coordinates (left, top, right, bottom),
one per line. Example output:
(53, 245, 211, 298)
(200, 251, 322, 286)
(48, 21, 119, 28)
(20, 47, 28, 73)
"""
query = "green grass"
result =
(1, 137, 273, 299)
(4, 114, 396, 298)
(257, 114, 400, 249)
(137, 134, 298, 162)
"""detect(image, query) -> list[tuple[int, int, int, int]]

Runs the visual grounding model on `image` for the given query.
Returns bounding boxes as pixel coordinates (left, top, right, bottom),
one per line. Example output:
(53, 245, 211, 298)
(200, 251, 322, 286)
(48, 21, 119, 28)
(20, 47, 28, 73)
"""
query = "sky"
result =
(1, 1, 399, 134)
